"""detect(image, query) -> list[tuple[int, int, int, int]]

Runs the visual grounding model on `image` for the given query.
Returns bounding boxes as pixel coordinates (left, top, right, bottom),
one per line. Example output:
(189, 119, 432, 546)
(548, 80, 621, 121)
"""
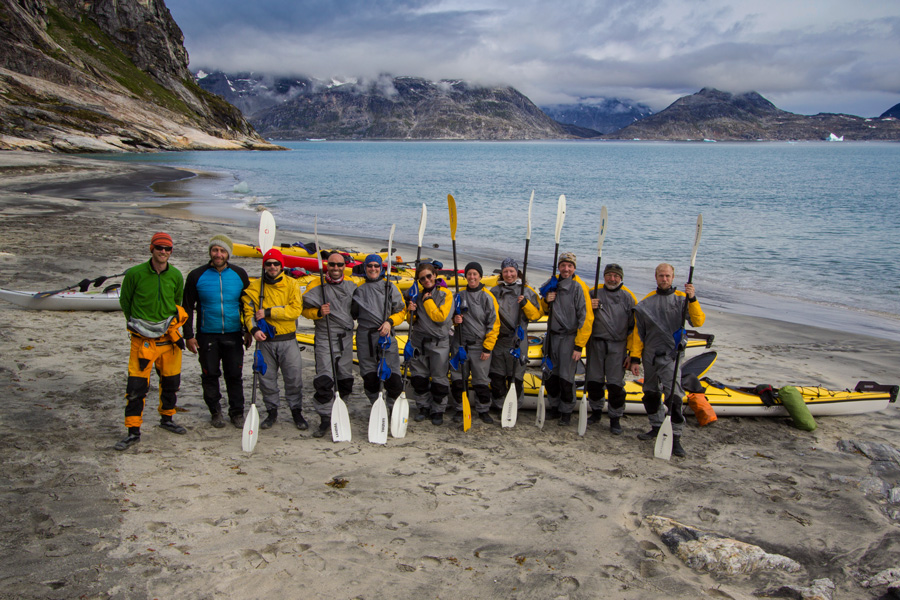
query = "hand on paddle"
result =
(378, 320, 391, 337)
(319, 302, 331, 316)
(186, 338, 199, 354)
(545, 291, 556, 303)
(591, 298, 602, 310)
(684, 283, 695, 299)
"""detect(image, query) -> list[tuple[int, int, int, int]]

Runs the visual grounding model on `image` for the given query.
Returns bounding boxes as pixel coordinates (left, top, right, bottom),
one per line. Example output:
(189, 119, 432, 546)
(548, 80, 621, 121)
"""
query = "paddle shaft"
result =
(35, 271, 126, 298)
(665, 229, 700, 413)
(314, 219, 339, 393)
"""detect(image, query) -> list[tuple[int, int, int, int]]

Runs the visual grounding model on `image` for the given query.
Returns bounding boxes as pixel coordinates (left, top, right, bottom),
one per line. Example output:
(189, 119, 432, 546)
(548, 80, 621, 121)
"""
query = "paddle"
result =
(369, 224, 395, 444)
(315, 216, 352, 442)
(579, 205, 608, 437)
(242, 209, 276, 453)
(34, 272, 127, 298)
(502, 190, 534, 429)
(448, 193, 471, 432)
(539, 194, 566, 412)
(655, 214, 703, 460)
(535, 384, 546, 429)
(403, 203, 427, 362)
(391, 360, 411, 438)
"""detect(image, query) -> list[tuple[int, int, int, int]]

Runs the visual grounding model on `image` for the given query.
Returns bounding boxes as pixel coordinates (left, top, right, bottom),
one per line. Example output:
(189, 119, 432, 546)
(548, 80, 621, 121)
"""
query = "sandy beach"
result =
(1, 151, 898, 600)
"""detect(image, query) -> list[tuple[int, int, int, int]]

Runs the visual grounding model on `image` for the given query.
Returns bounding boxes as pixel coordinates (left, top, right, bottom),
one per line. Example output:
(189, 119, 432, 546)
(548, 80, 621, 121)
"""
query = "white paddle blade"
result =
(368, 395, 388, 444)
(554, 194, 567, 243)
(536, 385, 546, 429)
(501, 384, 518, 428)
(391, 394, 409, 438)
(577, 396, 588, 436)
(597, 205, 608, 257)
(259, 210, 276, 253)
(387, 224, 396, 267)
(526, 190, 534, 240)
(690, 214, 703, 267)
(654, 416, 673, 460)
(242, 404, 260, 453)
(417, 204, 427, 246)
(331, 393, 352, 442)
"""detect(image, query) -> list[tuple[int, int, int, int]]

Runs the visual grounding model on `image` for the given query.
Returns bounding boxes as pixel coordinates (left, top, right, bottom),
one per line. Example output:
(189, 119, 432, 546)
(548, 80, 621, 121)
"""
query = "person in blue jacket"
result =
(183, 235, 251, 429)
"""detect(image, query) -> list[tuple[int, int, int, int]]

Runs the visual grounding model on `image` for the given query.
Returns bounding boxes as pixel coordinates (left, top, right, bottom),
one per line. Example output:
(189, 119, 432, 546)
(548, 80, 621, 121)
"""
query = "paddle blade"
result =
(597, 205, 608, 257)
(417, 204, 428, 247)
(501, 384, 518, 428)
(536, 385, 546, 429)
(331, 394, 352, 442)
(539, 276, 558, 298)
(368, 395, 388, 444)
(242, 404, 260, 453)
(554, 194, 567, 244)
(691, 214, 703, 267)
(378, 334, 392, 350)
(462, 391, 472, 432)
(447, 194, 458, 240)
(391, 394, 409, 438)
(259, 210, 276, 253)
(654, 416, 673, 460)
(577, 396, 588, 436)
(541, 355, 554, 374)
(526, 190, 534, 240)
(450, 346, 468, 371)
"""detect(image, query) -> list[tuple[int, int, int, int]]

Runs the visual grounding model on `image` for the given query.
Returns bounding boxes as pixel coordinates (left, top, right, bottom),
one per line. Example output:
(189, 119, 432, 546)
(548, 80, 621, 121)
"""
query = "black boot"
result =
(558, 412, 571, 426)
(478, 411, 494, 424)
(637, 426, 660, 441)
(672, 436, 686, 457)
(211, 412, 226, 428)
(313, 416, 331, 438)
(291, 409, 308, 431)
(114, 427, 141, 451)
(609, 417, 623, 435)
(414, 408, 430, 422)
(431, 412, 444, 426)
(586, 411, 602, 425)
(160, 416, 186, 434)
(260, 409, 277, 430)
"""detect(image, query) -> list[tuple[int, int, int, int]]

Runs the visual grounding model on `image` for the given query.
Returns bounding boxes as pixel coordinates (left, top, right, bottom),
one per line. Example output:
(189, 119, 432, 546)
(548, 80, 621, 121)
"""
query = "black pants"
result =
(197, 332, 245, 417)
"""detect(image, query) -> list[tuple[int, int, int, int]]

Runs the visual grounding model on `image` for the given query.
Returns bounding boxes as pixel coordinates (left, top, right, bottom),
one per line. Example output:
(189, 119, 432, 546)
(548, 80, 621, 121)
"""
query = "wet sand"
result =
(1, 151, 899, 600)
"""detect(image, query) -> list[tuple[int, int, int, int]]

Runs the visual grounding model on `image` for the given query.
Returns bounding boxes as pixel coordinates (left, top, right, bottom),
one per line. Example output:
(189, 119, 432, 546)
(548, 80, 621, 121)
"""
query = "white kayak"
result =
(0, 287, 122, 311)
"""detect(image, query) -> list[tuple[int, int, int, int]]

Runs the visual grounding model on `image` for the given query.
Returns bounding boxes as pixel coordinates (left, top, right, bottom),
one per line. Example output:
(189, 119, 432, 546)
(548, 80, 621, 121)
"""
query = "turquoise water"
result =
(94, 141, 900, 337)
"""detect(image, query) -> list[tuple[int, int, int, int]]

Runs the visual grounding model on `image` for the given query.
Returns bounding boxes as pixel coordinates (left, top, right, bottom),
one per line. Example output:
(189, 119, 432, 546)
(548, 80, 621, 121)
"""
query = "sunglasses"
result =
(327, 262, 345, 267)
(365, 263, 382, 268)
(264, 261, 281, 267)
(418, 274, 434, 283)
(153, 245, 173, 252)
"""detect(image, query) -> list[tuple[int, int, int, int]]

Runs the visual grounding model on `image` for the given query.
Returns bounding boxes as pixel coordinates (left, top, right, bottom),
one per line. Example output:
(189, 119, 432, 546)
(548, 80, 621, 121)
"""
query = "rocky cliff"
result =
(541, 99, 653, 135)
(0, 0, 278, 152)
(240, 76, 573, 140)
(607, 88, 900, 141)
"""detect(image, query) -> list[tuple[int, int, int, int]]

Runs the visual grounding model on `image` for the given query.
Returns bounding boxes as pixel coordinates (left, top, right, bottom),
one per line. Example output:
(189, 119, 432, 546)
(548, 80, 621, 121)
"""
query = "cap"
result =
(464, 261, 483, 277)
(262, 248, 284, 265)
(209, 234, 233, 256)
(558, 252, 576, 267)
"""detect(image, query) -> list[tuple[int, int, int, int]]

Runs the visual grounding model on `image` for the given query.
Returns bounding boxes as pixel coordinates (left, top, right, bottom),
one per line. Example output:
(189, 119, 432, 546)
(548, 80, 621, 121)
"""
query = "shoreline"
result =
(1, 150, 899, 599)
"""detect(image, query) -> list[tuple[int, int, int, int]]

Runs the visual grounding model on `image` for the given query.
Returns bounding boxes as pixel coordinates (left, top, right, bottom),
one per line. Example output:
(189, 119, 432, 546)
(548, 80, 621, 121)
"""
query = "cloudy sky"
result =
(165, 0, 900, 117)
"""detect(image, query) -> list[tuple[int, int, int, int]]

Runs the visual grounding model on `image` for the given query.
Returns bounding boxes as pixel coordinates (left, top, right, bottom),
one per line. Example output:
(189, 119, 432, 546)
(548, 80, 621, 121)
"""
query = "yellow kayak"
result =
(233, 242, 389, 261)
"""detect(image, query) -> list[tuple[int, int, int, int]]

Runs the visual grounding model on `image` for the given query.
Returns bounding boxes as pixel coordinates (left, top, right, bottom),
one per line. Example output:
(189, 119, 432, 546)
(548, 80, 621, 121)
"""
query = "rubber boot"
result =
(291, 408, 308, 431)
(414, 408, 430, 422)
(558, 412, 571, 426)
(313, 416, 331, 438)
(609, 417, 623, 435)
(431, 412, 444, 426)
(672, 436, 686, 457)
(160, 416, 186, 434)
(637, 426, 660, 441)
(114, 427, 141, 451)
(260, 409, 277, 430)
(211, 412, 226, 428)
(586, 411, 602, 425)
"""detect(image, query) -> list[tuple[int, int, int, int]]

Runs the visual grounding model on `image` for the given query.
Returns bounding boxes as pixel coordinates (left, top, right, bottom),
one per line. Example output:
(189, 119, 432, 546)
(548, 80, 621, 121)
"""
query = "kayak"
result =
(233, 242, 389, 262)
(0, 287, 122, 311)
(520, 352, 898, 416)
(292, 272, 499, 293)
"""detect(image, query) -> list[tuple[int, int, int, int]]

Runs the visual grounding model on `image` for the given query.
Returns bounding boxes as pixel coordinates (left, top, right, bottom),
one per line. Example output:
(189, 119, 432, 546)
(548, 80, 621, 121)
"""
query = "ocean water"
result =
(93, 141, 900, 339)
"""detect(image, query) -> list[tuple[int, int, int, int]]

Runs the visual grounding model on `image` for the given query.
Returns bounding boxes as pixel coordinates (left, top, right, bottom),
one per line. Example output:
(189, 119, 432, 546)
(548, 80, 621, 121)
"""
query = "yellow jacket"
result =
(241, 275, 303, 338)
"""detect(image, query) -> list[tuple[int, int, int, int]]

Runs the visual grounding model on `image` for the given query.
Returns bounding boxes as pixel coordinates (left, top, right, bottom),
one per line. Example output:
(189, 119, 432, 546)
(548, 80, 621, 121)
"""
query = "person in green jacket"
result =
(115, 232, 187, 451)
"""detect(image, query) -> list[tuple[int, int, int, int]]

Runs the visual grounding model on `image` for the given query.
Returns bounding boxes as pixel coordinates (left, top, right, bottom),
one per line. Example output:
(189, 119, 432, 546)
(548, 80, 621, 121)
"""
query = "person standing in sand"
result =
(585, 263, 638, 435)
(449, 262, 501, 425)
(539, 252, 593, 426)
(301, 252, 360, 437)
(183, 234, 251, 429)
(241, 249, 307, 432)
(405, 262, 454, 425)
(114, 232, 188, 451)
(350, 254, 407, 413)
(489, 258, 543, 412)
(631, 263, 705, 457)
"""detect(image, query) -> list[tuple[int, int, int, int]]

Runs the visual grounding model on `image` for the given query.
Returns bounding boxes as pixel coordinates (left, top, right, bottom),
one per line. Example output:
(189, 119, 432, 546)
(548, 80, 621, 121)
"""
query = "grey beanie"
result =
(209, 234, 233, 256)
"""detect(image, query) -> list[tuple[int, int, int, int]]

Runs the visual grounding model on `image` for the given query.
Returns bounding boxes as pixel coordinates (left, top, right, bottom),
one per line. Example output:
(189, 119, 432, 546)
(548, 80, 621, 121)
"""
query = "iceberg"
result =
(827, 133, 844, 142)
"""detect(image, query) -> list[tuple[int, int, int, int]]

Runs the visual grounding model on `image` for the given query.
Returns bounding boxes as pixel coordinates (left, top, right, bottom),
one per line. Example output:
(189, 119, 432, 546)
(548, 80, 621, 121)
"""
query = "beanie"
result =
(500, 257, 519, 272)
(464, 261, 483, 277)
(209, 234, 233, 257)
(604, 263, 624, 278)
(364, 253, 383, 266)
(262, 248, 284, 266)
(151, 232, 173, 248)
(558, 252, 576, 267)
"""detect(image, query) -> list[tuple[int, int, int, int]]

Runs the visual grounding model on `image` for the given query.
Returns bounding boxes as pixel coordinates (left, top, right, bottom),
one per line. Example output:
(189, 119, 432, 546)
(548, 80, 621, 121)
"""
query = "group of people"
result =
(113, 231, 704, 457)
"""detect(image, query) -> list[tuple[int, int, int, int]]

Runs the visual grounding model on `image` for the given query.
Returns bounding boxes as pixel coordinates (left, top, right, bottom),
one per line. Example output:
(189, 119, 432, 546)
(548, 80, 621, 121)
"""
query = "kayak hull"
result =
(0, 288, 121, 311)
